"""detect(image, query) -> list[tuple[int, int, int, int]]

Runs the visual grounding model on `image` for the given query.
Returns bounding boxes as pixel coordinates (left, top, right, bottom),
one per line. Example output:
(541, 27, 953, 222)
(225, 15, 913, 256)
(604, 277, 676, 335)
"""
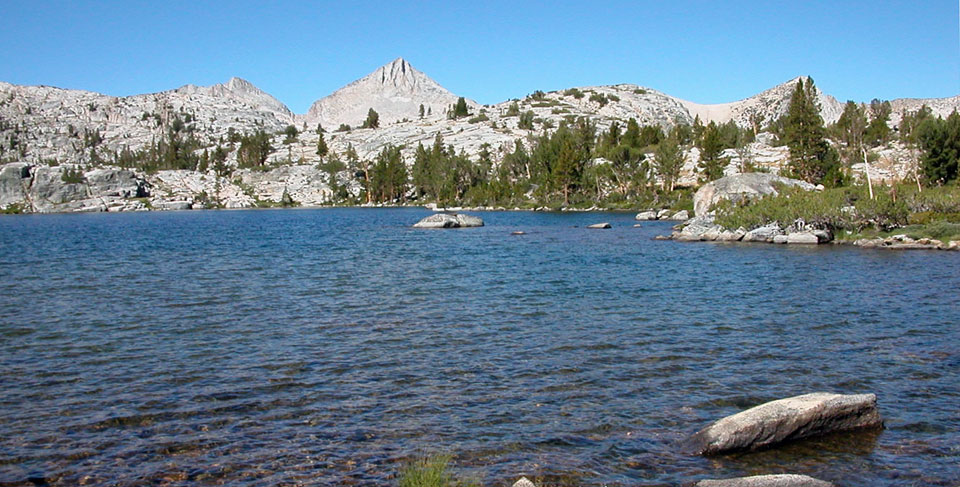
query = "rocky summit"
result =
(1, 58, 958, 212)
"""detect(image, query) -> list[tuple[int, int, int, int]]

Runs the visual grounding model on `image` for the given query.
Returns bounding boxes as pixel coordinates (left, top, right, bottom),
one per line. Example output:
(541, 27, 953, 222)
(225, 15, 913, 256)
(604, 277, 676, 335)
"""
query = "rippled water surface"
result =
(1, 208, 958, 486)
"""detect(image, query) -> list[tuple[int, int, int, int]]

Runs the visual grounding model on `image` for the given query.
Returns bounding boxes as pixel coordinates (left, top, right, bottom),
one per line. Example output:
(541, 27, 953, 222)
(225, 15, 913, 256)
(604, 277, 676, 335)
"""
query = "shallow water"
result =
(0, 208, 958, 486)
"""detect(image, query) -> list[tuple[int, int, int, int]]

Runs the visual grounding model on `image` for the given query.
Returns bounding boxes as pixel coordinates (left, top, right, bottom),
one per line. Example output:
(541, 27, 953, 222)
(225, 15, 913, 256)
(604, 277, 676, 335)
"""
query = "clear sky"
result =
(1, 1, 957, 113)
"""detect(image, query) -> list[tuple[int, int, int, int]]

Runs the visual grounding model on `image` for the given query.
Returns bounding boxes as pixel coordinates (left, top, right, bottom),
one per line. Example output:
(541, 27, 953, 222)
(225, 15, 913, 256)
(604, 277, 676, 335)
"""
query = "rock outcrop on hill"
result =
(1, 59, 958, 213)
(693, 173, 818, 216)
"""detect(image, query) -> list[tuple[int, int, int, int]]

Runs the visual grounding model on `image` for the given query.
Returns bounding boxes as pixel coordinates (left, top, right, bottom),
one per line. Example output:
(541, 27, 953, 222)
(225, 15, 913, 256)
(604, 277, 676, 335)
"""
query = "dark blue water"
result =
(0, 208, 958, 486)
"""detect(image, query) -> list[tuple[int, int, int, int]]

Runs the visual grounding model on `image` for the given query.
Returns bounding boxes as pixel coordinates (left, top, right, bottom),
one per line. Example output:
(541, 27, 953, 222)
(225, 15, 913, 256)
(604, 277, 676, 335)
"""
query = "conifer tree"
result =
(782, 78, 838, 185)
(453, 97, 469, 118)
(362, 108, 380, 129)
(316, 132, 329, 158)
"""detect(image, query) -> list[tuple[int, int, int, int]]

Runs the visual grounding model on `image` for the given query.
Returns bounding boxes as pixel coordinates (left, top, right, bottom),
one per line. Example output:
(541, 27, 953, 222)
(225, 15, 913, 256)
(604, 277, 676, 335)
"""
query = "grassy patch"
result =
(397, 455, 479, 487)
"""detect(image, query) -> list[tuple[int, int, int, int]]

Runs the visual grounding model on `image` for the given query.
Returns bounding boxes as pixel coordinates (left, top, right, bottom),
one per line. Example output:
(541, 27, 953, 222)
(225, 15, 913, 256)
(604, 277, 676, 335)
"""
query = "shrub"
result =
(467, 113, 489, 124)
(61, 166, 85, 184)
(715, 184, 908, 232)
(589, 93, 608, 107)
(336, 124, 351, 132)
(518, 111, 535, 130)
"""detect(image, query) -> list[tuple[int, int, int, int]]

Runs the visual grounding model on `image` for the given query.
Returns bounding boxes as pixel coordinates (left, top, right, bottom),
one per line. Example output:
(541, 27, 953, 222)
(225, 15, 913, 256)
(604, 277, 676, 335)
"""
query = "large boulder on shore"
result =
(413, 213, 484, 228)
(694, 173, 817, 217)
(689, 392, 882, 455)
(696, 474, 834, 487)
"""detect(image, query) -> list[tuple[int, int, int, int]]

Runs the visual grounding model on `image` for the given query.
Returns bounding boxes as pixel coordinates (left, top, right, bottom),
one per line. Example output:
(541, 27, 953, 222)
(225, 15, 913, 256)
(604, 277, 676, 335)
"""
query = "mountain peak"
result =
(173, 77, 293, 118)
(303, 58, 465, 128)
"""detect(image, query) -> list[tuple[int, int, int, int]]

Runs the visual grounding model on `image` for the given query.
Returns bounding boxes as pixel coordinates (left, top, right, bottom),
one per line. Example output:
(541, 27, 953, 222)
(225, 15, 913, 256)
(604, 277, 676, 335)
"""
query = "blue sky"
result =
(1, 1, 957, 113)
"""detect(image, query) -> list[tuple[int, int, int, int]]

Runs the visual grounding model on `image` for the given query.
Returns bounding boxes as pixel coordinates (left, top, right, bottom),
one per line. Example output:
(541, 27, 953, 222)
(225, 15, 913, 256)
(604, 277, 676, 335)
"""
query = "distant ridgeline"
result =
(1, 57, 958, 212)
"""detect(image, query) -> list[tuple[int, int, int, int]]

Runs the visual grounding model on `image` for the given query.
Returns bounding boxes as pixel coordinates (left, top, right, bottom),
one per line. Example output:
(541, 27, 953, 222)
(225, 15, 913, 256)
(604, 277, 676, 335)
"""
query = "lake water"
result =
(0, 208, 958, 486)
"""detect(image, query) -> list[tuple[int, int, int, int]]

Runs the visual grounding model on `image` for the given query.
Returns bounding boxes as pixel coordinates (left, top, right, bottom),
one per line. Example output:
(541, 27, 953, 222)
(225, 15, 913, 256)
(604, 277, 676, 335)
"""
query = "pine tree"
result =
(362, 108, 380, 129)
(698, 121, 726, 182)
(782, 78, 836, 184)
(453, 97, 469, 118)
(655, 129, 684, 191)
(419, 104, 425, 119)
(316, 132, 329, 158)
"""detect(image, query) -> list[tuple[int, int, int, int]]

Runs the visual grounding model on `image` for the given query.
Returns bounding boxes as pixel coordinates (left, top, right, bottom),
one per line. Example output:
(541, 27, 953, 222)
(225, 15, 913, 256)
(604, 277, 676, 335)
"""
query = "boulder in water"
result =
(689, 392, 882, 455)
(512, 478, 536, 487)
(413, 213, 484, 228)
(587, 222, 611, 229)
(695, 474, 834, 487)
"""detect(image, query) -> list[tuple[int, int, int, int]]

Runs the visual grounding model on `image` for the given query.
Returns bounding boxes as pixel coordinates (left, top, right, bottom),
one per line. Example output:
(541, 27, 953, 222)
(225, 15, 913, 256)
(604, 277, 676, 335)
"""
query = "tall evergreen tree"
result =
(453, 97, 469, 118)
(362, 108, 380, 129)
(316, 132, 329, 158)
(655, 128, 684, 191)
(782, 78, 839, 185)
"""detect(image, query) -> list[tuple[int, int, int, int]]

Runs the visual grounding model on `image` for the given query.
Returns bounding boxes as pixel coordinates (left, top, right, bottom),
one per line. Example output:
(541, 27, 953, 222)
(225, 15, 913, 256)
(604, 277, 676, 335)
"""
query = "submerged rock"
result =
(587, 222, 611, 229)
(413, 213, 484, 228)
(689, 392, 882, 455)
(512, 477, 536, 487)
(695, 474, 834, 487)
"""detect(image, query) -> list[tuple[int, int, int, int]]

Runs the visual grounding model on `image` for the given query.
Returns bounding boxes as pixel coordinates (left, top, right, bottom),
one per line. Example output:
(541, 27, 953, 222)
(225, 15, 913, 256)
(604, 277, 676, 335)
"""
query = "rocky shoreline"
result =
(664, 214, 960, 251)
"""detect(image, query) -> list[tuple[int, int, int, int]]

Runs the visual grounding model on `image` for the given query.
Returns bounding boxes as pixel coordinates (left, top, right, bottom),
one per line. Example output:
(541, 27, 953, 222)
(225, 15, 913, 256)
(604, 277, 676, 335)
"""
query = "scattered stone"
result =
(674, 215, 724, 241)
(716, 228, 746, 242)
(689, 392, 883, 455)
(772, 235, 788, 244)
(635, 210, 658, 220)
(152, 200, 193, 211)
(633, 224, 642, 228)
(653, 235, 671, 240)
(587, 222, 611, 229)
(511, 231, 526, 235)
(512, 477, 536, 487)
(695, 474, 834, 487)
(694, 173, 817, 217)
(413, 213, 484, 228)
(657, 209, 672, 219)
(669, 209, 690, 221)
(785, 232, 820, 244)
(742, 222, 783, 243)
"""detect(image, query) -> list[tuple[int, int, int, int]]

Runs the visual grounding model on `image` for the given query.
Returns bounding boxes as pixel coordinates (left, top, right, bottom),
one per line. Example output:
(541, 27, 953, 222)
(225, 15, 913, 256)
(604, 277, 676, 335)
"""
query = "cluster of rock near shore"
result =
(510, 392, 883, 487)
(662, 173, 959, 251)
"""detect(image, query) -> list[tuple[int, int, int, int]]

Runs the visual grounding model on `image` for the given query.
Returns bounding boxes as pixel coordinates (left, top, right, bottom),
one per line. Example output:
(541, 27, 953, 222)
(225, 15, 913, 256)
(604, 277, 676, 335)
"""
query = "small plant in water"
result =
(397, 455, 480, 487)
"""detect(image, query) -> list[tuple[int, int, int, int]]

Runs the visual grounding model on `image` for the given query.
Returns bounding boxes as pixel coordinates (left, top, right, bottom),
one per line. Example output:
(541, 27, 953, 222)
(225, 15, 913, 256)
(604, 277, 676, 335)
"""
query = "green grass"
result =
(397, 455, 480, 487)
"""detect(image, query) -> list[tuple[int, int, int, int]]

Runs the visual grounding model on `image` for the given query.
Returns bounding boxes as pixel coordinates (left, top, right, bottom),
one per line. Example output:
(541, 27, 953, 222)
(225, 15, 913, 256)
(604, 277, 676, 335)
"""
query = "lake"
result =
(0, 208, 958, 486)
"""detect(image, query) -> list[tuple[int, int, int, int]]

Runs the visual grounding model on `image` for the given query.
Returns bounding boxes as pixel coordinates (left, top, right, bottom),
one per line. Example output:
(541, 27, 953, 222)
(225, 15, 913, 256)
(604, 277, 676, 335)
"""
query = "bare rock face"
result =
(413, 213, 484, 228)
(695, 474, 834, 487)
(694, 173, 817, 217)
(0, 162, 31, 208)
(303, 58, 469, 129)
(689, 392, 883, 455)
